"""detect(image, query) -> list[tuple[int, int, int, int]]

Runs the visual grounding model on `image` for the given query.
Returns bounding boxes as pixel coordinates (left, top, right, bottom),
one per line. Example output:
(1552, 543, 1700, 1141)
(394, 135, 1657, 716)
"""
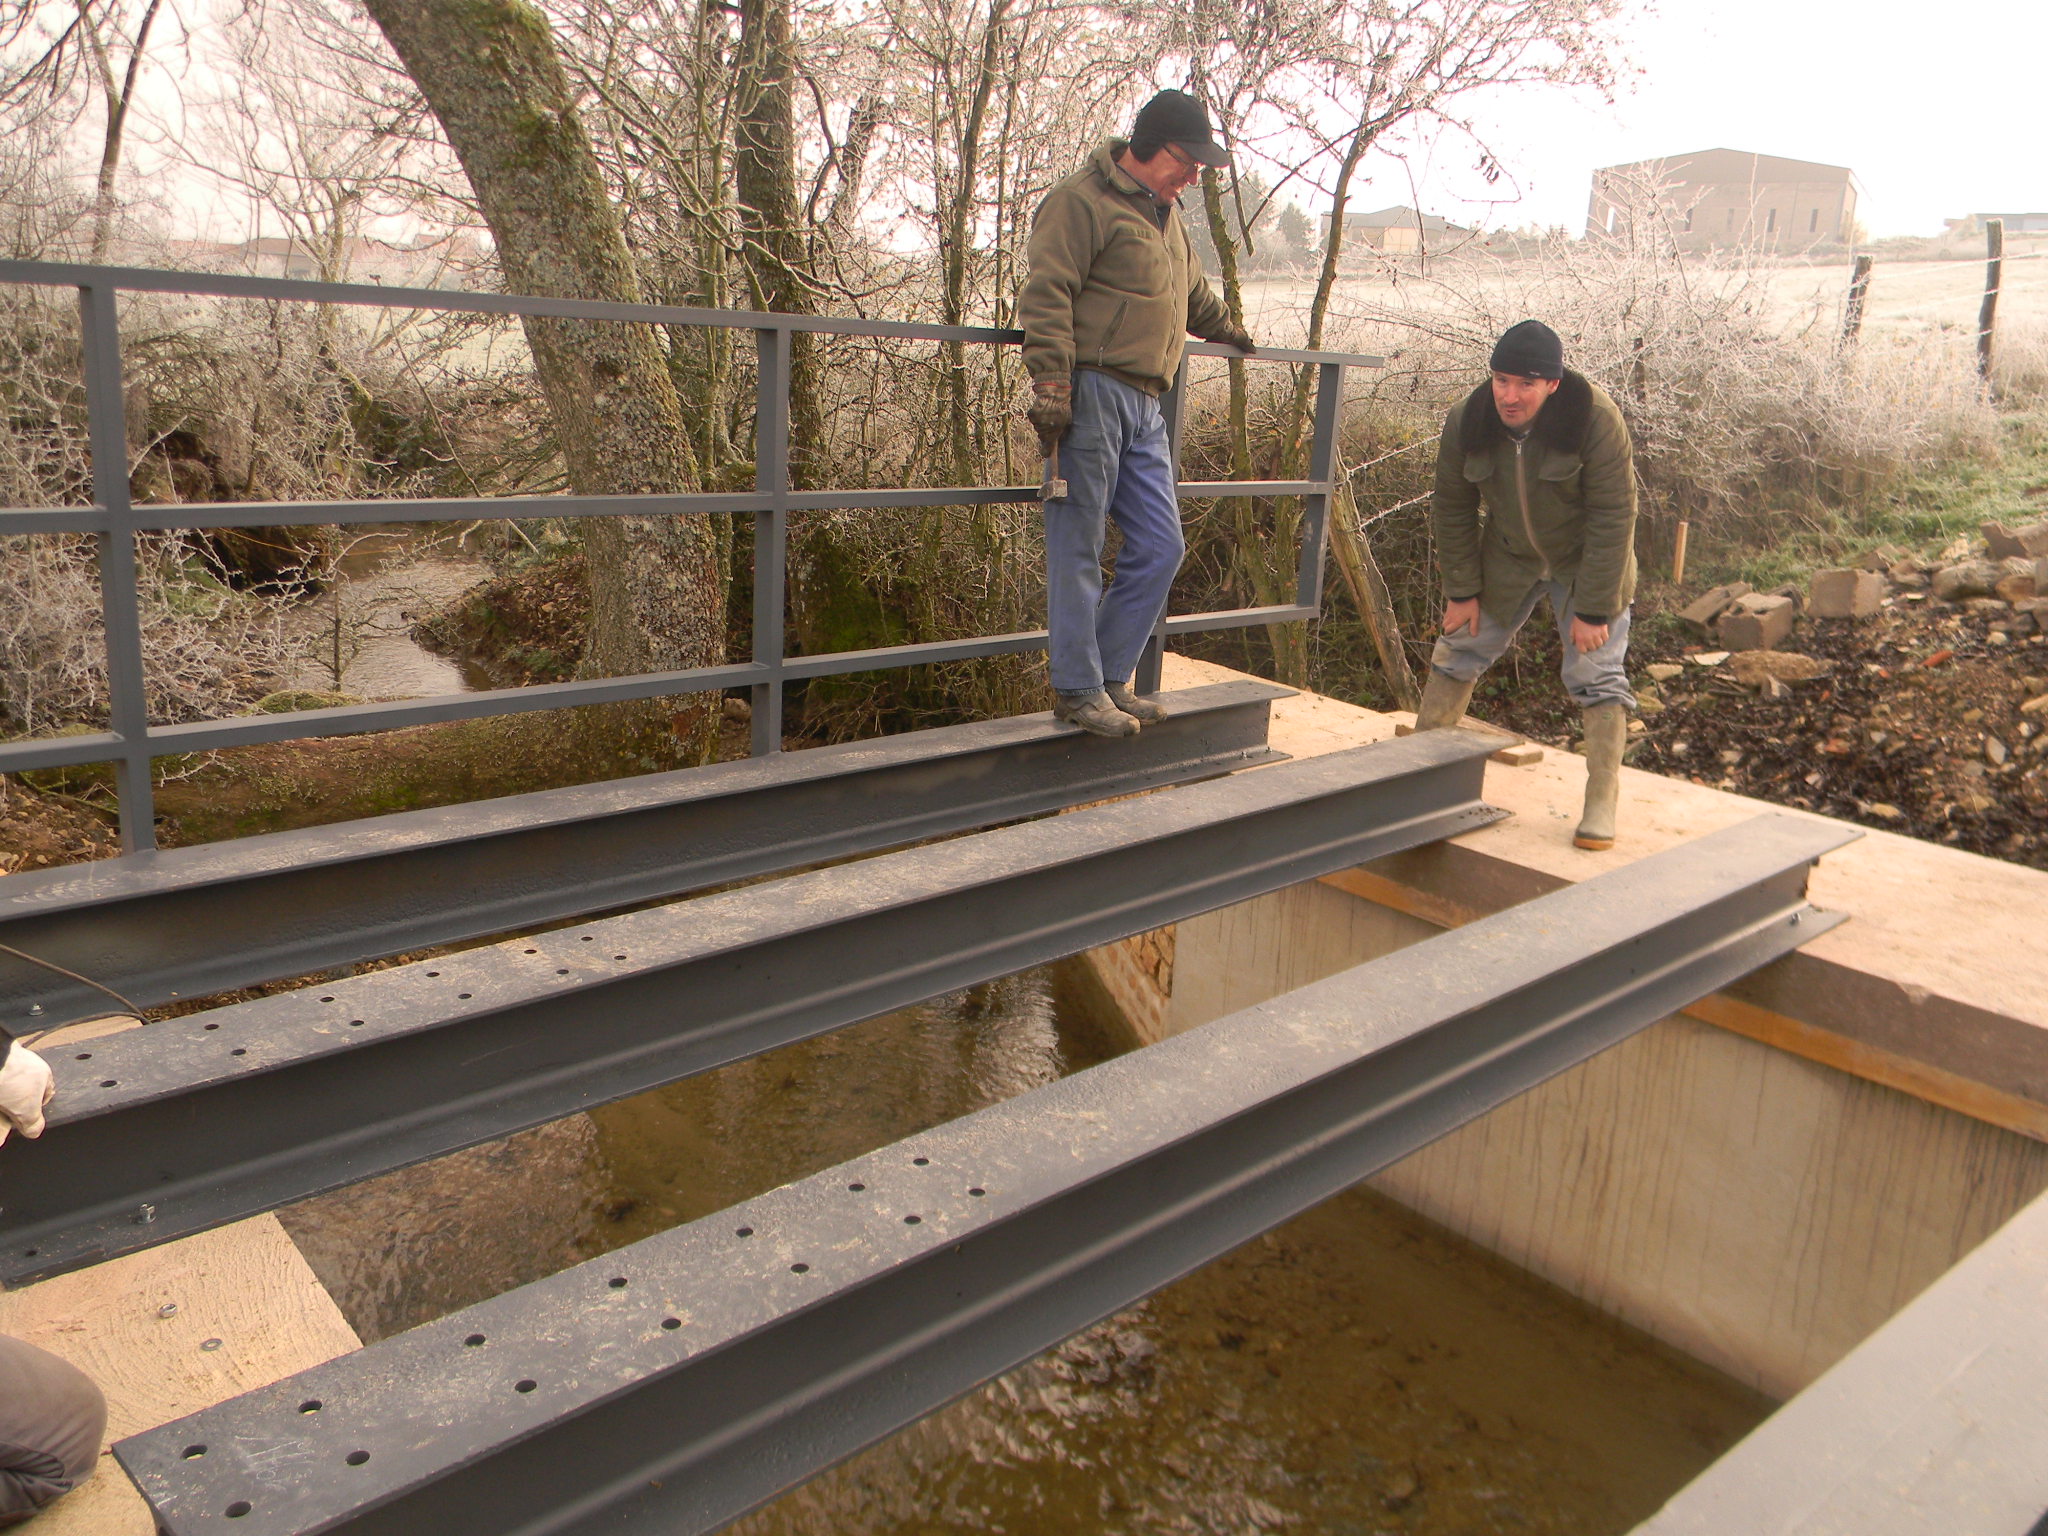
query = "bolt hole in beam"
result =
(2, 731, 1506, 1284)
(114, 815, 1853, 1536)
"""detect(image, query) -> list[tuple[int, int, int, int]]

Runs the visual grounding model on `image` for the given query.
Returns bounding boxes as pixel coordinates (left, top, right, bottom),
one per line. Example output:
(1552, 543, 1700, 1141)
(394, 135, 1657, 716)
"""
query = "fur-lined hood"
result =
(1456, 368, 1595, 456)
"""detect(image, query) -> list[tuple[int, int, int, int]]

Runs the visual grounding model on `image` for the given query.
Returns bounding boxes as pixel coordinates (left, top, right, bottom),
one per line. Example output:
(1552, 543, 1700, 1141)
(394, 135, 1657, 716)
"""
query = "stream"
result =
(273, 549, 1769, 1532)
(279, 966, 1769, 1536)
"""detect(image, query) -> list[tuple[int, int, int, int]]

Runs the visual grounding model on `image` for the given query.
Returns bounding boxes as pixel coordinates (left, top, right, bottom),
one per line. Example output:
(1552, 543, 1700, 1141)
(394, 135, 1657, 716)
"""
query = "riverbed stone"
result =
(1810, 568, 1885, 619)
(1645, 663, 1684, 682)
(1983, 522, 2029, 560)
(1932, 560, 2002, 602)
(1717, 593, 1795, 651)
(1729, 650, 1830, 687)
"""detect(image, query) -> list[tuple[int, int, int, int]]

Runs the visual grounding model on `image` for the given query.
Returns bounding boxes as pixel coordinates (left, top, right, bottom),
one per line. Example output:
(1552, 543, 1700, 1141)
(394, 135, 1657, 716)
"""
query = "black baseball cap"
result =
(1132, 90, 1230, 167)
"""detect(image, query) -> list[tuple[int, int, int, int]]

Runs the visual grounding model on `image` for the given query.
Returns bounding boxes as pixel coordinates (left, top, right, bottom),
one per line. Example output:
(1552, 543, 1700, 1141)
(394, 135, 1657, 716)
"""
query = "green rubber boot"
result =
(1573, 701, 1628, 850)
(1413, 669, 1478, 731)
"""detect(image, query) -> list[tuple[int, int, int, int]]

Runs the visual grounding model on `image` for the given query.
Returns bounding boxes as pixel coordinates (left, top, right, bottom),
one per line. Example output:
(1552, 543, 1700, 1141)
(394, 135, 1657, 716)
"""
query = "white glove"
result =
(0, 1045, 55, 1145)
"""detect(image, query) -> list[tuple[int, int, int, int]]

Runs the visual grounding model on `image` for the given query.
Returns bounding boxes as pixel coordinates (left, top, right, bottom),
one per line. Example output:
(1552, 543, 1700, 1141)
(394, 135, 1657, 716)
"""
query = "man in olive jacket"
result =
(1417, 320, 1638, 849)
(1018, 89, 1255, 737)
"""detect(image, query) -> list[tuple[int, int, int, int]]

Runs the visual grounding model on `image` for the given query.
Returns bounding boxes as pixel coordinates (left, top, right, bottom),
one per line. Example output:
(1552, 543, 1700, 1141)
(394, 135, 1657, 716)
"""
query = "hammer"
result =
(1039, 442, 1067, 502)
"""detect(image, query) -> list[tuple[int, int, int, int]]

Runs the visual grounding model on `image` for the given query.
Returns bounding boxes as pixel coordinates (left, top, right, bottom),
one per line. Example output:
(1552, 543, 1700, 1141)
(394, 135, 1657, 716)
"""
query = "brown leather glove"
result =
(1026, 379, 1072, 454)
(1210, 323, 1258, 355)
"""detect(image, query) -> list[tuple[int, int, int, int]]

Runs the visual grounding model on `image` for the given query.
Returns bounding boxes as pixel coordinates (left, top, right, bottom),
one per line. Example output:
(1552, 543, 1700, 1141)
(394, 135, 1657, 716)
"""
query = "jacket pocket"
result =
(1536, 451, 1583, 497)
(1096, 299, 1129, 366)
(1462, 452, 1491, 482)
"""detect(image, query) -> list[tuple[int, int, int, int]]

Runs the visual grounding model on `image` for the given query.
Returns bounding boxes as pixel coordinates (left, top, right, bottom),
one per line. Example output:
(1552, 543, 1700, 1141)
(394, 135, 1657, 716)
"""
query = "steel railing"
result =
(0, 259, 1380, 851)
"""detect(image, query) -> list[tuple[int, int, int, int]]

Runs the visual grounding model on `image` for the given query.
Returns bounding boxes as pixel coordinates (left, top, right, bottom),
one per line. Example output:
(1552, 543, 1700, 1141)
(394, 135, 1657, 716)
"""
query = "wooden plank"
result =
(0, 1012, 360, 1533)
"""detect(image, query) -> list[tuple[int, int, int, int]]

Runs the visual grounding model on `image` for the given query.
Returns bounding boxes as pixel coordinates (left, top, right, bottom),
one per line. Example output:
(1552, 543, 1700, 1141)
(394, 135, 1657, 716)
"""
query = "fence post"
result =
(1978, 219, 2004, 384)
(1135, 358, 1195, 694)
(77, 282, 155, 853)
(1841, 253, 1873, 347)
(751, 327, 790, 755)
(1296, 362, 1343, 609)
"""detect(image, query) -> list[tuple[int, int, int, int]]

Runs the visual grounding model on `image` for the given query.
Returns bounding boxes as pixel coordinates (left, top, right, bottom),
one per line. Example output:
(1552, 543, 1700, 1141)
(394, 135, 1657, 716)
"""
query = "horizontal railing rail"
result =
(0, 258, 1380, 851)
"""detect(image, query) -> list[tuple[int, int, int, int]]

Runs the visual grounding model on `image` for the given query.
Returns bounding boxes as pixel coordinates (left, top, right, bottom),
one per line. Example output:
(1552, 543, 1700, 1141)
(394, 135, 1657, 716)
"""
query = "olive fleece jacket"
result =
(1432, 370, 1639, 626)
(1018, 140, 1235, 397)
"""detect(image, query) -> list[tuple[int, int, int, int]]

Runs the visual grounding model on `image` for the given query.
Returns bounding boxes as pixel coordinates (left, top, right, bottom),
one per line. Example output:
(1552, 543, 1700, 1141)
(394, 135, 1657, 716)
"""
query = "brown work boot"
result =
(1573, 701, 1627, 850)
(1104, 681, 1168, 724)
(1413, 669, 1478, 730)
(1053, 689, 1140, 737)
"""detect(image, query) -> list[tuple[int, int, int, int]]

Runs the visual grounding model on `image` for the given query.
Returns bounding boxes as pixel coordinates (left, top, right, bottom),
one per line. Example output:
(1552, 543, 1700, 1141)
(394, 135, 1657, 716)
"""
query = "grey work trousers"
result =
(0, 1335, 104, 1526)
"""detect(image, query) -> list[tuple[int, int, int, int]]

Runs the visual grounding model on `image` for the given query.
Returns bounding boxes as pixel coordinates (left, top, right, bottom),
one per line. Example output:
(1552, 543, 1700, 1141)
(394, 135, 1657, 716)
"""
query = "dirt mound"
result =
(415, 555, 588, 686)
(1477, 595, 2047, 871)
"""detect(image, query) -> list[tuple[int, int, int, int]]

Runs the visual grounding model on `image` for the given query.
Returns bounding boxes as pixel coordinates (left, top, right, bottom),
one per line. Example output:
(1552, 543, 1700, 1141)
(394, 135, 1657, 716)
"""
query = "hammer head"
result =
(1039, 474, 1068, 501)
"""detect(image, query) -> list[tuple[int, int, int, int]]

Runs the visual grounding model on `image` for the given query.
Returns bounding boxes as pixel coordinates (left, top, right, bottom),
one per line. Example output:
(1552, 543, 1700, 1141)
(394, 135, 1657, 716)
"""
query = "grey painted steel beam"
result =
(1632, 1184, 2048, 1536)
(0, 682, 1287, 1028)
(112, 812, 1857, 1536)
(0, 728, 1506, 1283)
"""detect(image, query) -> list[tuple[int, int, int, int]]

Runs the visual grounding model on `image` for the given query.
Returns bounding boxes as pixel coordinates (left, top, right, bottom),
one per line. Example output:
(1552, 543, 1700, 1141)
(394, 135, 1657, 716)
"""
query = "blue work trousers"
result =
(1429, 579, 1635, 710)
(1043, 371, 1183, 695)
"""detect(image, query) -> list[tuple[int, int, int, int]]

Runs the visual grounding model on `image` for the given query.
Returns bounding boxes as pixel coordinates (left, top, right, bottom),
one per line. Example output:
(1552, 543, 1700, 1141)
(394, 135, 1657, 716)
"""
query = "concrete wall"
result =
(1080, 874, 2048, 1401)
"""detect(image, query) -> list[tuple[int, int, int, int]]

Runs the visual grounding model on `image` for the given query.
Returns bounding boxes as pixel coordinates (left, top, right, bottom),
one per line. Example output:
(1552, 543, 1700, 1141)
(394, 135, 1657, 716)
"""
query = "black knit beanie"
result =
(1489, 320, 1564, 380)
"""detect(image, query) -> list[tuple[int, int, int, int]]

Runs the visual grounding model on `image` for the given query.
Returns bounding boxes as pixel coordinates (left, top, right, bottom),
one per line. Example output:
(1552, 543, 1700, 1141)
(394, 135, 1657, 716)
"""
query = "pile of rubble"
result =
(1612, 521, 2048, 868)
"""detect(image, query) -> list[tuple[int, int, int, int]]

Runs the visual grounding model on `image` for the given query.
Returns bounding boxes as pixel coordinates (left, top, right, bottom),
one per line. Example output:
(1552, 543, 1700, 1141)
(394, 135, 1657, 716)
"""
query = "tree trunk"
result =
(940, 0, 1007, 486)
(83, 0, 163, 263)
(734, 0, 825, 483)
(1329, 466, 1418, 710)
(362, 0, 723, 760)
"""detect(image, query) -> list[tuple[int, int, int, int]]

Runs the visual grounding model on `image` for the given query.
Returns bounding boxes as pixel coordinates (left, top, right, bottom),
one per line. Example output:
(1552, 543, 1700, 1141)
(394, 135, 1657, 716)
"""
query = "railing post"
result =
(1137, 358, 1194, 695)
(751, 327, 790, 755)
(1296, 362, 1344, 609)
(78, 282, 155, 852)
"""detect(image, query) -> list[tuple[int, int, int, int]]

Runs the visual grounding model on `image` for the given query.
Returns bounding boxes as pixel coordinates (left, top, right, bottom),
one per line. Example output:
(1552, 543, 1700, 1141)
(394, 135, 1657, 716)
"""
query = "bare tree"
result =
(0, 0, 182, 259)
(359, 0, 725, 759)
(1170, 0, 1631, 685)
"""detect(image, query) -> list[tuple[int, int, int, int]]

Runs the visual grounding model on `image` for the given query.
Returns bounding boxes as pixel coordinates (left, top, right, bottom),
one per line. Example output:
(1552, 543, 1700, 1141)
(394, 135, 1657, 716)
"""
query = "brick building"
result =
(1319, 205, 1472, 254)
(1587, 149, 1857, 251)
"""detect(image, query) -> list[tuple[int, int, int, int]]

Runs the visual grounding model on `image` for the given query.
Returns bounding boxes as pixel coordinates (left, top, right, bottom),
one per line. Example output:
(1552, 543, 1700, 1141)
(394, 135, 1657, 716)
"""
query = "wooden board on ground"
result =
(0, 1009, 360, 1536)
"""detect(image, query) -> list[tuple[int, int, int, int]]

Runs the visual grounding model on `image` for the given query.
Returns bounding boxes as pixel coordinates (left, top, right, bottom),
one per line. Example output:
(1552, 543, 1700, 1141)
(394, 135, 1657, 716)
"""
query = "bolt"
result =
(1791, 912, 1802, 925)
(27, 1005, 42, 1016)
(137, 1203, 157, 1225)
(158, 1302, 179, 1318)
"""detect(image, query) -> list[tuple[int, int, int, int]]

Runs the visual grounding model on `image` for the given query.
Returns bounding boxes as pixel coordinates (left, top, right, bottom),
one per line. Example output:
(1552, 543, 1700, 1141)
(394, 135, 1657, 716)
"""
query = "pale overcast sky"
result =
(1387, 0, 2038, 238)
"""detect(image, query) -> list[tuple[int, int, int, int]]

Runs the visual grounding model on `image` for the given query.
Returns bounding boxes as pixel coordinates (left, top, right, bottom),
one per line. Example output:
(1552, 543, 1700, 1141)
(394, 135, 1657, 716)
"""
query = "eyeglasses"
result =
(1162, 144, 1203, 174)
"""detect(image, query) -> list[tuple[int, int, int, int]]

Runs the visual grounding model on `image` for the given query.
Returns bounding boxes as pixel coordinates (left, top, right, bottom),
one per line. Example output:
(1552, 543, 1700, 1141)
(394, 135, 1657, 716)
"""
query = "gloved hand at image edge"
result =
(0, 1043, 55, 1145)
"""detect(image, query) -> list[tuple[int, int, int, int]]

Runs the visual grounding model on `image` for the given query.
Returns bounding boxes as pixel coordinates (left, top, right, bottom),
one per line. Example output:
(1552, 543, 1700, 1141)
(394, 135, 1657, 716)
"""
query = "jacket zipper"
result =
(1513, 437, 1551, 580)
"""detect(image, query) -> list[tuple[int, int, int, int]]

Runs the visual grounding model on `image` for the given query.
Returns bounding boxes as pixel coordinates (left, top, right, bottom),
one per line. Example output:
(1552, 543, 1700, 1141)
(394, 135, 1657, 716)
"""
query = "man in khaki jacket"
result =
(1416, 320, 1639, 850)
(1018, 89, 1255, 737)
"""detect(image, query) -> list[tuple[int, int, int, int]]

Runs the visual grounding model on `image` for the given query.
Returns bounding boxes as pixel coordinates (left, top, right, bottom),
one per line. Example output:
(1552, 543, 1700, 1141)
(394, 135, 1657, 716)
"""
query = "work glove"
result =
(1025, 379, 1072, 455)
(1210, 322, 1258, 355)
(0, 1045, 55, 1145)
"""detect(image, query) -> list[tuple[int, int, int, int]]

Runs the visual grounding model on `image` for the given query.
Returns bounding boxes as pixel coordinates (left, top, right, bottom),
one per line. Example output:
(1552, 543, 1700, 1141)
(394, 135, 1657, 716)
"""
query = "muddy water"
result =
(278, 530, 495, 699)
(283, 965, 1770, 1534)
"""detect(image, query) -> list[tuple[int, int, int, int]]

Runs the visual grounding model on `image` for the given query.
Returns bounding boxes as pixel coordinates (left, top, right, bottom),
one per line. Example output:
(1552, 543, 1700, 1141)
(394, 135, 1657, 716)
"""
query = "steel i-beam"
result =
(0, 681, 1287, 1027)
(112, 812, 1857, 1536)
(0, 728, 1506, 1283)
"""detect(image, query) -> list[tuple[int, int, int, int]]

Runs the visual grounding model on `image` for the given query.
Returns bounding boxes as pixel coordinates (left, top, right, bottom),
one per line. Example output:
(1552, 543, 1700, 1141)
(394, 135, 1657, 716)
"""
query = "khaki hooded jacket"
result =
(1018, 140, 1235, 397)
(1432, 370, 1639, 626)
